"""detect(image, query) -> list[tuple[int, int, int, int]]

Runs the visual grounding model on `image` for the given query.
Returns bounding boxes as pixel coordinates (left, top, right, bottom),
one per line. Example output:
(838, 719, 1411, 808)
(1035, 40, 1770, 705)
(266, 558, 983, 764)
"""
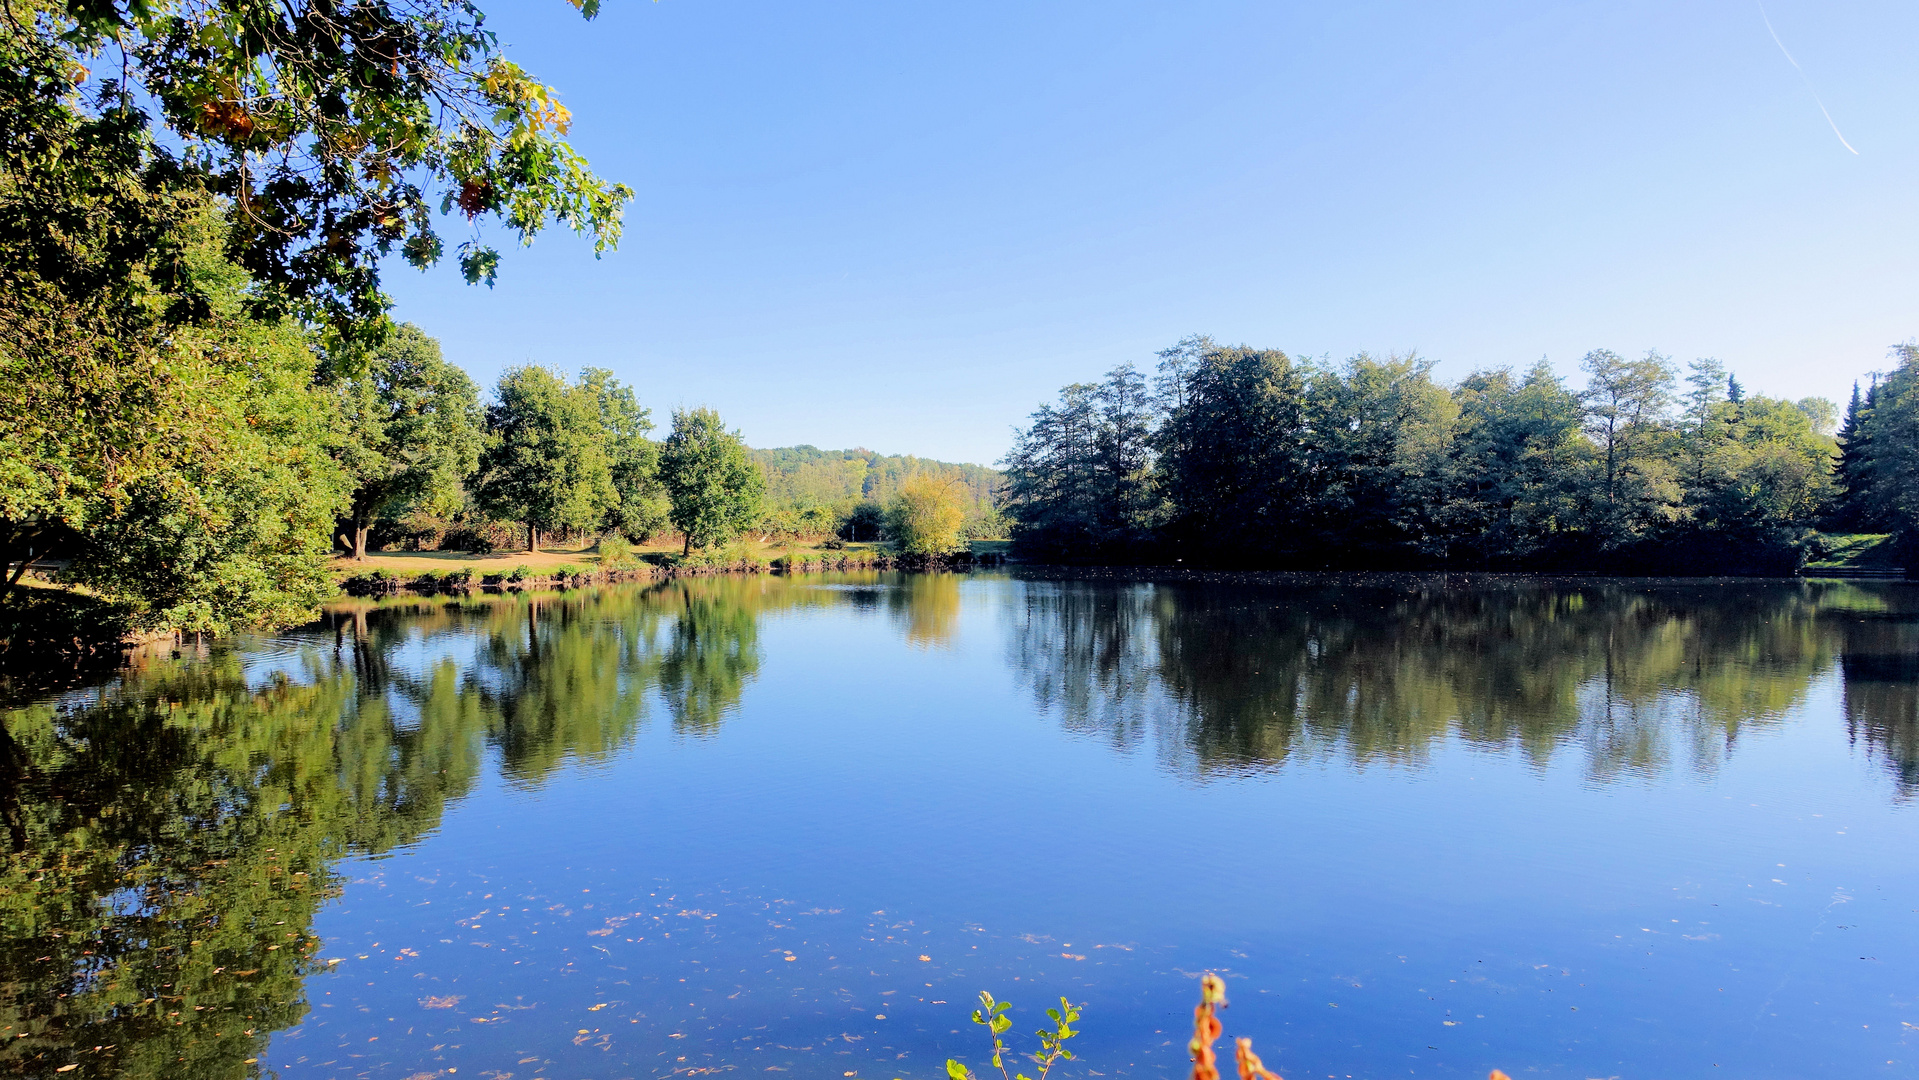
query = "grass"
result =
(1805, 532, 1901, 570)
(335, 533, 1013, 583)
(332, 534, 1013, 582)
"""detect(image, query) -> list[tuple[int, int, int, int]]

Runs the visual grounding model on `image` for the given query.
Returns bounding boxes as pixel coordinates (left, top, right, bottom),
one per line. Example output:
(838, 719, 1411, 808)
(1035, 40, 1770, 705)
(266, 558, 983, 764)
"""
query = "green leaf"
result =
(946, 1059, 970, 1080)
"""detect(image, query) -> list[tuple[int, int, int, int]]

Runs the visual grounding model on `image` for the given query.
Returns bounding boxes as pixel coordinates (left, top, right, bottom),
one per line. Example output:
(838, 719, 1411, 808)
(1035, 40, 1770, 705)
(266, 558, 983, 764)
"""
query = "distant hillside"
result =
(750, 446, 1000, 517)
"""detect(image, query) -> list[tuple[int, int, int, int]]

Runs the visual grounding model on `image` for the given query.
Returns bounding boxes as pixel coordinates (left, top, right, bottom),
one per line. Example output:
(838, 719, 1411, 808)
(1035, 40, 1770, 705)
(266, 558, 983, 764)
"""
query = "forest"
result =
(1001, 335, 1911, 572)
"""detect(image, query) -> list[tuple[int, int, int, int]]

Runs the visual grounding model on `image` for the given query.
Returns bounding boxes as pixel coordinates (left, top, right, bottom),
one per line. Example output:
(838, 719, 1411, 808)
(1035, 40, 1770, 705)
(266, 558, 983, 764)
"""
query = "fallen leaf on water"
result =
(588, 1003, 608, 1011)
(419, 995, 462, 1009)
(918, 955, 930, 962)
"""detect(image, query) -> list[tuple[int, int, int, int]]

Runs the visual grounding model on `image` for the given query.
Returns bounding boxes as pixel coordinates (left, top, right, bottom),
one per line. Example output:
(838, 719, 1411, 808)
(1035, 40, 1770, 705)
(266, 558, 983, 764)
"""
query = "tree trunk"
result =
(352, 522, 370, 561)
(683, 532, 691, 557)
(528, 523, 540, 553)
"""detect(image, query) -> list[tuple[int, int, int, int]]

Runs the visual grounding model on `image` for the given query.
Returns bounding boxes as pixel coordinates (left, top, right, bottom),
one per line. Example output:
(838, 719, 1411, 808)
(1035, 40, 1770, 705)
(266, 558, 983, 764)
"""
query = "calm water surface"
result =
(4, 573, 1917, 1080)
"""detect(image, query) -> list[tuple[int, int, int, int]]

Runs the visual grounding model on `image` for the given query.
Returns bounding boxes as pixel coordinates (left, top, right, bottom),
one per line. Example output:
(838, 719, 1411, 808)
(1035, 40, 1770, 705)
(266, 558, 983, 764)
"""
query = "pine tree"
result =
(1834, 379, 1879, 531)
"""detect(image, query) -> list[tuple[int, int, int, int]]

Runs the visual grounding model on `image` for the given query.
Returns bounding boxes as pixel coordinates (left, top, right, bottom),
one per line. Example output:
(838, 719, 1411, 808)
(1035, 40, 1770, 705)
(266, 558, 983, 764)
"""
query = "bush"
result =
(886, 475, 967, 555)
(441, 525, 498, 555)
(505, 565, 530, 583)
(552, 563, 586, 580)
(341, 570, 394, 597)
(597, 534, 638, 570)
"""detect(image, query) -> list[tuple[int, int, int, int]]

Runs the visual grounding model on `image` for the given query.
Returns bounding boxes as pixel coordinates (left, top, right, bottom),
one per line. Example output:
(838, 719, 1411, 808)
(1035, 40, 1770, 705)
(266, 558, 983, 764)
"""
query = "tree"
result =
(582, 368, 670, 542)
(330, 324, 483, 559)
(0, 0, 630, 635)
(1001, 365, 1163, 556)
(472, 366, 615, 552)
(0, 199, 350, 633)
(1299, 352, 1457, 564)
(1447, 360, 1590, 562)
(1154, 344, 1312, 560)
(886, 474, 968, 556)
(1834, 379, 1881, 531)
(1579, 349, 1679, 543)
(26, 0, 630, 343)
(0, 26, 232, 613)
(659, 408, 764, 555)
(1854, 345, 1919, 549)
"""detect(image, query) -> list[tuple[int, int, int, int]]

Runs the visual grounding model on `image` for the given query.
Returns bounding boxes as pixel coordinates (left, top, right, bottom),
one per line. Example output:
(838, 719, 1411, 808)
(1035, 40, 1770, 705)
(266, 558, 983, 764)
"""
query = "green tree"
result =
(0, 28, 246, 614)
(24, 212, 351, 634)
(1299, 352, 1458, 564)
(1853, 344, 1919, 552)
(26, 0, 630, 343)
(1446, 360, 1590, 562)
(1579, 349, 1680, 543)
(1001, 366, 1161, 556)
(1, 0, 630, 634)
(1154, 344, 1312, 561)
(886, 474, 968, 556)
(329, 323, 484, 559)
(582, 367, 670, 542)
(472, 365, 616, 552)
(659, 408, 764, 555)
(1833, 379, 1881, 530)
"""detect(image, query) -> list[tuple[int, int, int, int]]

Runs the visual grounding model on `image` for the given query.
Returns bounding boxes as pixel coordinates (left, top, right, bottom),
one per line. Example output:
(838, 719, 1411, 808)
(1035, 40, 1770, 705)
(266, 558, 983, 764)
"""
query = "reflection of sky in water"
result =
(7, 576, 1919, 1080)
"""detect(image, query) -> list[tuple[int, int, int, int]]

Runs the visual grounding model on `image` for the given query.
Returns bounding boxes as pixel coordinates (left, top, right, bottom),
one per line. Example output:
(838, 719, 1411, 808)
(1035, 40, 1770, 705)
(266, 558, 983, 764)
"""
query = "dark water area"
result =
(3, 573, 1917, 1079)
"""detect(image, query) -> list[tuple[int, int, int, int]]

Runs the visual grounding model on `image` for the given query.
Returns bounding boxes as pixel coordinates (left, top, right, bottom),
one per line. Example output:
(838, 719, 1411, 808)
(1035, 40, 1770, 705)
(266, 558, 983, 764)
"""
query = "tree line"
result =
(1001, 335, 1883, 572)
(752, 445, 1004, 543)
(335, 327, 766, 561)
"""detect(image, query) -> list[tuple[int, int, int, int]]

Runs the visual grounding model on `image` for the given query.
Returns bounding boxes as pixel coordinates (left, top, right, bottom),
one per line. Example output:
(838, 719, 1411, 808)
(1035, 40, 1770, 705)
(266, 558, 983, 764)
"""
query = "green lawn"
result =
(1805, 533, 1900, 570)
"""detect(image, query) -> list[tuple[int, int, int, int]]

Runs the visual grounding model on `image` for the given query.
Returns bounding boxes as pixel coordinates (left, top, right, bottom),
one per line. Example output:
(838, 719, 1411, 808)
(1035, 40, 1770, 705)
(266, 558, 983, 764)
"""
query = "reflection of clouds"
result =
(1003, 576, 1914, 787)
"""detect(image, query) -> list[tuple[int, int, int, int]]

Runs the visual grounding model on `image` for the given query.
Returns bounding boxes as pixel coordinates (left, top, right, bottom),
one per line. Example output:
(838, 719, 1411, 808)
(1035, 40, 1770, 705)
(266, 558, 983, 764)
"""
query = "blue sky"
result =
(382, 0, 1919, 466)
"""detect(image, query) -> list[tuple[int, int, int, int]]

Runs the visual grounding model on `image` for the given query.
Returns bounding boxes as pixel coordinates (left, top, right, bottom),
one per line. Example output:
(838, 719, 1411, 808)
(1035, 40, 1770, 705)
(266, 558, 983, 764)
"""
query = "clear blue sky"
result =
(382, 0, 1919, 466)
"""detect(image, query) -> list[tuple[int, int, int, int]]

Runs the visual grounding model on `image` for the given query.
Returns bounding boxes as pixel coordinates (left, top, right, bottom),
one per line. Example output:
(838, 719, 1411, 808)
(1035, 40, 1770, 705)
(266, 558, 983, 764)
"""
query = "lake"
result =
(3, 572, 1916, 1080)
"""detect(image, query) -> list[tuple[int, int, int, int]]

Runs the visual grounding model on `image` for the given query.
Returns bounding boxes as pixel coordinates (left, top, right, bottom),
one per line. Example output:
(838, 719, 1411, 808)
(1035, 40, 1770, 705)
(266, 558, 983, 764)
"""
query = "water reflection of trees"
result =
(1839, 608, 1919, 798)
(1007, 576, 1917, 785)
(0, 577, 785, 1077)
(11, 572, 1919, 1075)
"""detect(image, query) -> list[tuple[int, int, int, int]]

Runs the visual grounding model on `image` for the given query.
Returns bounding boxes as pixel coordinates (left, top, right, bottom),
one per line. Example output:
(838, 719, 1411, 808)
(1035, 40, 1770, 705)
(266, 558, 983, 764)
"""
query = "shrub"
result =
(505, 565, 530, 583)
(939, 976, 1510, 1080)
(552, 563, 585, 580)
(441, 525, 498, 555)
(886, 475, 967, 555)
(597, 534, 638, 570)
(409, 570, 444, 591)
(667, 543, 768, 572)
(341, 570, 394, 597)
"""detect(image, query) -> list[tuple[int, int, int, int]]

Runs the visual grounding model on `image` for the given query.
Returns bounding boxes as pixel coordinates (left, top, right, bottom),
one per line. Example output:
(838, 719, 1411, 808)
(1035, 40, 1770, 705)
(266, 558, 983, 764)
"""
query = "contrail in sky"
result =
(1758, 2, 1858, 154)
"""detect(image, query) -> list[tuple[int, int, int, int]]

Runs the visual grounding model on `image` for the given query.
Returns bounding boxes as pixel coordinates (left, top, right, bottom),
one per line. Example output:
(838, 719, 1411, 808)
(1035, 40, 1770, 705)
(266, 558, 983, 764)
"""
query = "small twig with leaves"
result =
(939, 990, 1082, 1080)
(922, 976, 1512, 1080)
